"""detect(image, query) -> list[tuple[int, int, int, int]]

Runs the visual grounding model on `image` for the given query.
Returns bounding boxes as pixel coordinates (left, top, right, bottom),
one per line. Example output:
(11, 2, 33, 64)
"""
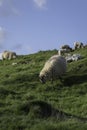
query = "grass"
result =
(0, 48, 87, 130)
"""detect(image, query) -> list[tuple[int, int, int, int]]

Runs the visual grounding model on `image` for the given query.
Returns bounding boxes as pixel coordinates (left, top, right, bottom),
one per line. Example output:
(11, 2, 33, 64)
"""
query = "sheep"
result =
(65, 53, 83, 63)
(2, 50, 17, 60)
(74, 42, 84, 50)
(39, 55, 67, 83)
(61, 44, 72, 51)
(71, 54, 82, 61)
(59, 45, 73, 56)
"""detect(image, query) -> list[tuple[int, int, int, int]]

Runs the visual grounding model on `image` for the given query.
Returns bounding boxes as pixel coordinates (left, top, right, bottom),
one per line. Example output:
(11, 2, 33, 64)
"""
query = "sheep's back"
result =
(44, 55, 66, 76)
(55, 56, 66, 75)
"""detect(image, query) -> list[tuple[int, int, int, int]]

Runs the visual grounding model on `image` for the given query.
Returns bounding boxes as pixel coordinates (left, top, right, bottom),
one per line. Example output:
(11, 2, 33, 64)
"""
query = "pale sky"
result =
(0, 0, 87, 55)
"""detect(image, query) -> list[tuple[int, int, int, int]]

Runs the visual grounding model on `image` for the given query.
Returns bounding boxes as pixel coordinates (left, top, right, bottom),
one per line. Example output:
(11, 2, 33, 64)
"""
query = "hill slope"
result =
(0, 48, 87, 130)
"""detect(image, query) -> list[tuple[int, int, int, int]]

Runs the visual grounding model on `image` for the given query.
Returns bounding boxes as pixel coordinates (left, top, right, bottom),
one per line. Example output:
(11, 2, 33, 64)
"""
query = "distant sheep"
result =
(59, 45, 73, 55)
(39, 55, 67, 83)
(2, 50, 17, 60)
(61, 44, 72, 51)
(65, 53, 83, 63)
(71, 54, 82, 61)
(74, 42, 84, 50)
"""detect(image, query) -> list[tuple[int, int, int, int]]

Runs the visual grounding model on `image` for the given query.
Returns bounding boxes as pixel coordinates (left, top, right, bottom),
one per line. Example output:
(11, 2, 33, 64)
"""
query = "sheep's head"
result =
(39, 74, 46, 84)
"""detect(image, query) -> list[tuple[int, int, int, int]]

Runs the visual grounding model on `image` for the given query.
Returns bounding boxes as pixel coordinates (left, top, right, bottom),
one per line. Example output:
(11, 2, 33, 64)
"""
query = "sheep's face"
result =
(39, 75, 46, 84)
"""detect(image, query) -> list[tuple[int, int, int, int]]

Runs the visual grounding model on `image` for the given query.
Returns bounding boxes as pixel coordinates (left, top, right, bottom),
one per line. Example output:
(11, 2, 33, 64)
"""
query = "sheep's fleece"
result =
(39, 55, 67, 83)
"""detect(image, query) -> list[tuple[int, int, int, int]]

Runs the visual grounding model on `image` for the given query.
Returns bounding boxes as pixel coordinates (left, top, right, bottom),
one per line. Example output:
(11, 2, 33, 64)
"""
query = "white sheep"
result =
(74, 42, 84, 50)
(39, 55, 67, 83)
(2, 50, 17, 60)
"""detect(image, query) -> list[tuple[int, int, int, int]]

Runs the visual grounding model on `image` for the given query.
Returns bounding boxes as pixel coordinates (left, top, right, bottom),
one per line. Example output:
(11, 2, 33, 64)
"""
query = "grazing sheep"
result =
(61, 44, 72, 51)
(59, 45, 73, 55)
(74, 42, 84, 50)
(39, 55, 67, 83)
(2, 50, 17, 60)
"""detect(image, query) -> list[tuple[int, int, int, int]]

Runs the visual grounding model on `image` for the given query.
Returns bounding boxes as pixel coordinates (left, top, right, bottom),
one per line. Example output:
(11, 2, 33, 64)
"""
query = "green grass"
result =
(0, 48, 87, 130)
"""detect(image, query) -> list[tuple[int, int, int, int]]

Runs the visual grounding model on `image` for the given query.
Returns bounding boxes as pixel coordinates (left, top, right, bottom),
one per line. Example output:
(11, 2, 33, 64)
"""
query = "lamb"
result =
(39, 55, 67, 83)
(2, 50, 17, 60)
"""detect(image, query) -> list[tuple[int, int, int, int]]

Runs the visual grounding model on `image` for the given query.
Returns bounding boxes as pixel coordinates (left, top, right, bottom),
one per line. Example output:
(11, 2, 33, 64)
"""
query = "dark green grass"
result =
(0, 48, 87, 130)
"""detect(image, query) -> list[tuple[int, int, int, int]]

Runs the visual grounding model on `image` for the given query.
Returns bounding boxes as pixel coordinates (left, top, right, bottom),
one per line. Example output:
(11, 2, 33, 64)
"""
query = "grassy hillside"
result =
(0, 48, 87, 130)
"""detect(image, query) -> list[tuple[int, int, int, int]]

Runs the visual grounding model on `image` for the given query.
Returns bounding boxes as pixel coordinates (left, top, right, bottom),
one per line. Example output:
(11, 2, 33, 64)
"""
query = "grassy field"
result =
(0, 48, 87, 130)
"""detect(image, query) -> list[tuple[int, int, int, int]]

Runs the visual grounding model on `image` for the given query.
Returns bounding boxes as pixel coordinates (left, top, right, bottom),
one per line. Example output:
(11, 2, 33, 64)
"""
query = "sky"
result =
(0, 0, 87, 55)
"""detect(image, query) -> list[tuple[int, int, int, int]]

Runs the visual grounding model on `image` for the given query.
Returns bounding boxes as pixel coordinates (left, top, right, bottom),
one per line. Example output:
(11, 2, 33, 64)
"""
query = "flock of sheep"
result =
(0, 42, 86, 84)
(58, 41, 85, 55)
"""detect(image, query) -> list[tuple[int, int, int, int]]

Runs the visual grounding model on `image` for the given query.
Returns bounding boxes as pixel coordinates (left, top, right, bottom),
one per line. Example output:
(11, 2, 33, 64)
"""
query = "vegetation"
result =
(0, 48, 87, 130)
